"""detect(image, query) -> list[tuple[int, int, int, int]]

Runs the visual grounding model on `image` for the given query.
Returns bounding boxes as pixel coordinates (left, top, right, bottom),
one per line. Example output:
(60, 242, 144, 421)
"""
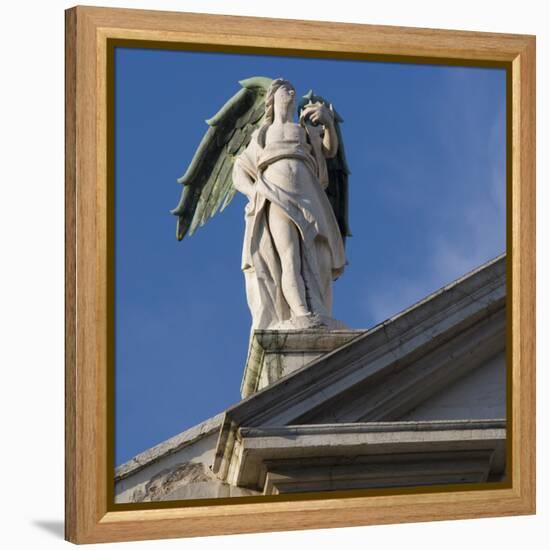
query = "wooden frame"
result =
(65, 5, 536, 544)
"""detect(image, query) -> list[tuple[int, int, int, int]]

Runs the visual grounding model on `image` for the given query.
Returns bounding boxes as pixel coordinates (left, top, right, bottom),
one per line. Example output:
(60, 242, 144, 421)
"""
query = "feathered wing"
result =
(171, 76, 273, 241)
(298, 91, 352, 244)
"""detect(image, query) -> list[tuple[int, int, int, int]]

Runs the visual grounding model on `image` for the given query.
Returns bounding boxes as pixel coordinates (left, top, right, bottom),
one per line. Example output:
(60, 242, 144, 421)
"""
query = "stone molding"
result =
(241, 330, 365, 397)
(115, 412, 224, 482)
(228, 420, 506, 492)
(213, 255, 506, 479)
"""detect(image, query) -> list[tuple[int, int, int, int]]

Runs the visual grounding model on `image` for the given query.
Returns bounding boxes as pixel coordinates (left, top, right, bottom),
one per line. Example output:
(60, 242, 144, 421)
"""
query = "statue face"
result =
(273, 83, 296, 113)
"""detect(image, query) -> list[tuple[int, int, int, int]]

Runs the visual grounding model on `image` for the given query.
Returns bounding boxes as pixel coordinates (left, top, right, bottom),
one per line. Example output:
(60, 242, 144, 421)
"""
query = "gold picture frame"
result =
(65, 5, 536, 544)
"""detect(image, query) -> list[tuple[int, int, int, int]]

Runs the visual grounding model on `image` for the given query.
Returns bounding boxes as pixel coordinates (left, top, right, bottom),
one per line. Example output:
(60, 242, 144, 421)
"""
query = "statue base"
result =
(240, 329, 366, 398)
(271, 313, 348, 331)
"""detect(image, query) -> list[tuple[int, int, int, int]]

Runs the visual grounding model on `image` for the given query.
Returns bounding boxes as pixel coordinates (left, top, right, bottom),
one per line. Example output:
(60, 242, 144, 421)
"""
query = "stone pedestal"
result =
(240, 329, 365, 398)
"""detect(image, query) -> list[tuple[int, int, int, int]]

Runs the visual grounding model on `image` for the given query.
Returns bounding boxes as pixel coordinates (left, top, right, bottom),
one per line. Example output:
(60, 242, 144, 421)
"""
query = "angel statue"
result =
(171, 76, 351, 330)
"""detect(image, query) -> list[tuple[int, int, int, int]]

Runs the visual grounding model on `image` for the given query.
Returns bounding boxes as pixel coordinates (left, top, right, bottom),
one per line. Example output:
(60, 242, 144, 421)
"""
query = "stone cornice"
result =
(229, 419, 507, 491)
(213, 254, 506, 478)
(299, 308, 505, 424)
(239, 419, 507, 438)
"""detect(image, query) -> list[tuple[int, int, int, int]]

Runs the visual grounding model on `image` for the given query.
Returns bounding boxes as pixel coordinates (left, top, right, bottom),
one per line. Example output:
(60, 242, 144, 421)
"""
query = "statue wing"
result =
(298, 91, 352, 244)
(171, 76, 273, 241)
(327, 108, 352, 243)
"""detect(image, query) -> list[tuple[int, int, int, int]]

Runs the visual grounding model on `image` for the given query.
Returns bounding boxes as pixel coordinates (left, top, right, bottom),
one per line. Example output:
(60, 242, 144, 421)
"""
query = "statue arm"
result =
(321, 119, 339, 159)
(300, 102, 338, 159)
(232, 158, 256, 200)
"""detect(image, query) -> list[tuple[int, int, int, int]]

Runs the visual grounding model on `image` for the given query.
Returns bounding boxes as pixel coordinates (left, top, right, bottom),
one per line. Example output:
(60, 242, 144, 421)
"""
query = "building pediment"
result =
(114, 255, 507, 502)
(213, 255, 506, 479)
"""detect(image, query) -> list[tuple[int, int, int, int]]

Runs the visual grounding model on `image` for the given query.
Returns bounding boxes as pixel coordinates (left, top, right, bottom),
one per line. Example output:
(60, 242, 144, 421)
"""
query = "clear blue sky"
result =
(114, 47, 506, 466)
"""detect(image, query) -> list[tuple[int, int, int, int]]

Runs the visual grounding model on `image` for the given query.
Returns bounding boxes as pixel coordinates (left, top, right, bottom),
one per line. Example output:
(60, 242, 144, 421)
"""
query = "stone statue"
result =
(171, 77, 351, 330)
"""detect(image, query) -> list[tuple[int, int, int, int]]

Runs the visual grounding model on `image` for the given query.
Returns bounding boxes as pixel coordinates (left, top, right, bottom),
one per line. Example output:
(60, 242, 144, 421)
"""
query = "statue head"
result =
(264, 78, 295, 123)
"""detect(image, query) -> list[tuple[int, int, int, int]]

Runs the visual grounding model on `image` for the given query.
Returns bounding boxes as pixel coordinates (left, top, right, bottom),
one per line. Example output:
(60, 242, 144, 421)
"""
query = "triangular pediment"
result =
(114, 255, 507, 501)
(213, 255, 506, 478)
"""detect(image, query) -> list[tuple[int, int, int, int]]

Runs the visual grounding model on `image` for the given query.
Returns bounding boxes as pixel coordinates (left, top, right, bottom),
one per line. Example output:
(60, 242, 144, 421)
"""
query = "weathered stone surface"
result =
(126, 460, 261, 502)
(296, 310, 505, 424)
(115, 414, 223, 503)
(115, 413, 223, 482)
(262, 452, 495, 494)
(133, 462, 214, 502)
(214, 255, 506, 480)
(241, 329, 365, 397)
(158, 482, 260, 501)
(402, 351, 506, 421)
(228, 420, 506, 492)
(115, 255, 507, 502)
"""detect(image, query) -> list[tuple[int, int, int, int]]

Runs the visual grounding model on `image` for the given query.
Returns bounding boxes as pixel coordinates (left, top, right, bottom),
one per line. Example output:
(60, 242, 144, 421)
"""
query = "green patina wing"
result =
(298, 91, 352, 244)
(171, 76, 273, 241)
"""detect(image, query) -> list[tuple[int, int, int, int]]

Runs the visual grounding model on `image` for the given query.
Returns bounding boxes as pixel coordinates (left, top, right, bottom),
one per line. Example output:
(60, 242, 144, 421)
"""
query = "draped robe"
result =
(232, 123, 346, 329)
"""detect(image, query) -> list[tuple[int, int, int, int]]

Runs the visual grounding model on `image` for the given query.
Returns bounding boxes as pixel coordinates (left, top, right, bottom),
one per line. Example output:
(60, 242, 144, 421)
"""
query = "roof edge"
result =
(115, 412, 224, 482)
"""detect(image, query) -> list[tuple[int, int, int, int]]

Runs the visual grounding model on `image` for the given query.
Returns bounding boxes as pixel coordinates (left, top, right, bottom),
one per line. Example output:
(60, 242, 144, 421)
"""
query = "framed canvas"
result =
(65, 5, 536, 544)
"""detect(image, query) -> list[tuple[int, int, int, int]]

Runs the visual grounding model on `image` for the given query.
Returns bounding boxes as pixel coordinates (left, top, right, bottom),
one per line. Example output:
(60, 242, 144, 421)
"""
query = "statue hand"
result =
(300, 101, 335, 128)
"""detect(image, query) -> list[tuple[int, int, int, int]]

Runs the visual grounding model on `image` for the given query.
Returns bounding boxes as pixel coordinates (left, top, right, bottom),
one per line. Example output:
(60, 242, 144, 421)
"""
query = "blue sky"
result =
(114, 47, 506, 466)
